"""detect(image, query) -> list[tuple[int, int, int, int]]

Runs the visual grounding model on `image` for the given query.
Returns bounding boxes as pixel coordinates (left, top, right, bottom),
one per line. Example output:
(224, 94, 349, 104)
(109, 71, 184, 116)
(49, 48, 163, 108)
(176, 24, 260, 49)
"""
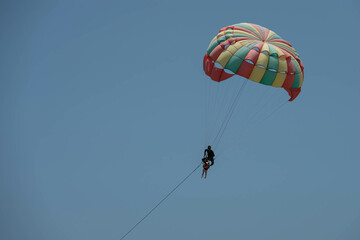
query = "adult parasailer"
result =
(203, 145, 215, 166)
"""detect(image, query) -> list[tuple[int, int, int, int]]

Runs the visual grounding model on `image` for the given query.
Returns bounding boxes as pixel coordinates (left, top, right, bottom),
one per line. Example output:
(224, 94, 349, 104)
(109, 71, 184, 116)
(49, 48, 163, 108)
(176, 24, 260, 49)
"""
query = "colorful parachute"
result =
(203, 23, 304, 101)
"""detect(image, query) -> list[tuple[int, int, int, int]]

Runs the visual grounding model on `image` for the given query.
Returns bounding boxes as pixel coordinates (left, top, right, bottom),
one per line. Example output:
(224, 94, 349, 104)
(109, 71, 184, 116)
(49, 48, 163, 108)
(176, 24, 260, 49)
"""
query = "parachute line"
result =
(208, 80, 236, 144)
(205, 77, 211, 145)
(213, 79, 248, 150)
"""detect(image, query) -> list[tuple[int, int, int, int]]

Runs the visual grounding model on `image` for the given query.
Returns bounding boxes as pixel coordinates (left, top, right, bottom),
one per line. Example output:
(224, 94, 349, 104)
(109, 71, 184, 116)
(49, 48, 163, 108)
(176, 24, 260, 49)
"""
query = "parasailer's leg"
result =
(209, 158, 214, 166)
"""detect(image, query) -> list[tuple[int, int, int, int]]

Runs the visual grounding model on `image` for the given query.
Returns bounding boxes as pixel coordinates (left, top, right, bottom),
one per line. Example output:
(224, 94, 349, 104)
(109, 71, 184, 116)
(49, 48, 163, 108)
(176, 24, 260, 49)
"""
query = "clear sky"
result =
(1, 0, 360, 239)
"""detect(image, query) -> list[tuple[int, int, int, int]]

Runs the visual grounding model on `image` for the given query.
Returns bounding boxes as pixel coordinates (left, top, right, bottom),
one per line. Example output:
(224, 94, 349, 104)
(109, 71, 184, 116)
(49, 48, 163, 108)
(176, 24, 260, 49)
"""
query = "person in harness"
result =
(203, 145, 215, 166)
(201, 158, 210, 179)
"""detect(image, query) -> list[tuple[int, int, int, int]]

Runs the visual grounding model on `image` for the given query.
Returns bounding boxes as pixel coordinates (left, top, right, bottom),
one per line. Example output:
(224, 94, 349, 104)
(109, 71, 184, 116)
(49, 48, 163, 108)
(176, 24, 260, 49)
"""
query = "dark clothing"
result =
(204, 149, 215, 159)
(208, 159, 214, 166)
(204, 149, 215, 166)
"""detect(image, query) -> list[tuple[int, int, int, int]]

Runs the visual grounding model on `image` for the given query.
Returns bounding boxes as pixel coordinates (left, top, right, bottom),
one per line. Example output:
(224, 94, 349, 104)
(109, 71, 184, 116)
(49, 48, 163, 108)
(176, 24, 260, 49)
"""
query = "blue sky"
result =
(1, 0, 360, 239)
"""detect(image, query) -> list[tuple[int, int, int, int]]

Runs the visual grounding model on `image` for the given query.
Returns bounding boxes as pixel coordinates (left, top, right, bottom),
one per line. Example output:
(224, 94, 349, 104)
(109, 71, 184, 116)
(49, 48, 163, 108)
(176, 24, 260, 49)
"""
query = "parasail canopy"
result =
(203, 23, 304, 101)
